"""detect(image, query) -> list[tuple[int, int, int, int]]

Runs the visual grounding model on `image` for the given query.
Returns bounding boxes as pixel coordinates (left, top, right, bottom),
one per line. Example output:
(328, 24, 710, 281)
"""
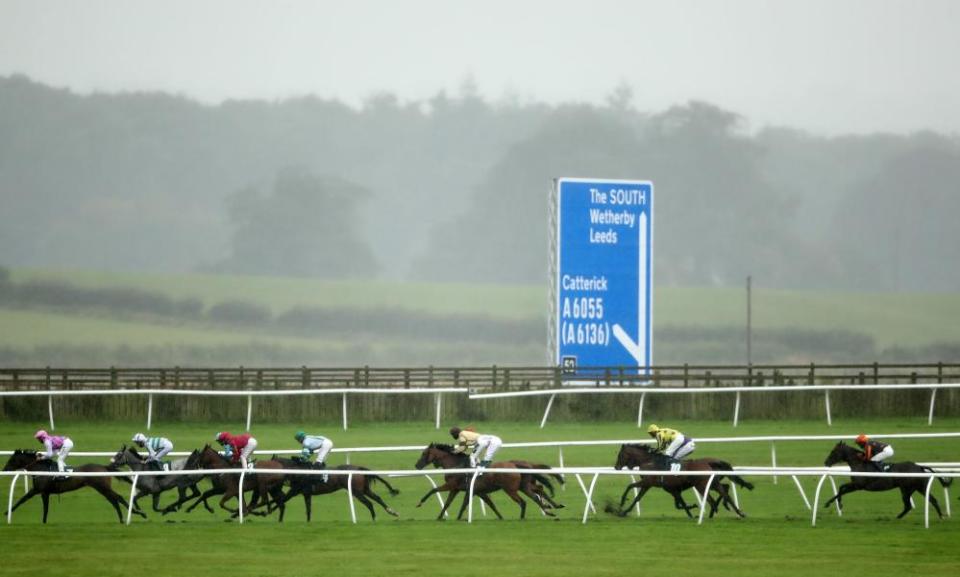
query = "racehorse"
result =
(613, 444, 752, 518)
(823, 441, 951, 519)
(109, 445, 205, 514)
(3, 449, 147, 524)
(188, 445, 287, 520)
(413, 443, 561, 520)
(272, 456, 400, 521)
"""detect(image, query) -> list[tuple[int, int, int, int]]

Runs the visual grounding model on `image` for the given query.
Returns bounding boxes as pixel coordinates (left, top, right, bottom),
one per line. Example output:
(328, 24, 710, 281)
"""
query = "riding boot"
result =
(314, 461, 328, 483)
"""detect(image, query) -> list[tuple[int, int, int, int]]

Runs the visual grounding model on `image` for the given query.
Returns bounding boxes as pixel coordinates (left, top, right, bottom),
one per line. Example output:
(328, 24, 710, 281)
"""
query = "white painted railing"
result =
(4, 467, 957, 528)
(468, 383, 960, 427)
(2, 382, 956, 431)
(0, 387, 467, 431)
(5, 431, 959, 475)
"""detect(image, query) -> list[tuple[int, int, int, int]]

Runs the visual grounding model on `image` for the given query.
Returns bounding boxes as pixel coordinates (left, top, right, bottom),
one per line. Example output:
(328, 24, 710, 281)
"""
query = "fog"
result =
(1, 1, 958, 366)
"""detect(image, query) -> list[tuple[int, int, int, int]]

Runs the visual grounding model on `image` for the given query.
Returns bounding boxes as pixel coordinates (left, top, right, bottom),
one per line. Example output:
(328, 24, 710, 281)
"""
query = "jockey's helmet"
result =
(215, 431, 230, 443)
(34, 429, 48, 440)
(647, 424, 660, 435)
(449, 426, 462, 439)
(132, 433, 147, 444)
(855, 434, 868, 445)
(294, 431, 306, 442)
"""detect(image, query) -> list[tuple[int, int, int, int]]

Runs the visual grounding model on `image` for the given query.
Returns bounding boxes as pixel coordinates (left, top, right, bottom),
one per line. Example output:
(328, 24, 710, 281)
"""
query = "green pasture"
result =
(2, 419, 959, 576)
(9, 267, 960, 350)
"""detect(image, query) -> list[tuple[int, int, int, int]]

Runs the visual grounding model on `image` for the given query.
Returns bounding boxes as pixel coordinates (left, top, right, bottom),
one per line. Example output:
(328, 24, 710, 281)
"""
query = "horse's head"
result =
(415, 444, 441, 470)
(3, 449, 38, 471)
(109, 445, 127, 467)
(824, 441, 851, 467)
(615, 444, 653, 470)
(195, 444, 226, 468)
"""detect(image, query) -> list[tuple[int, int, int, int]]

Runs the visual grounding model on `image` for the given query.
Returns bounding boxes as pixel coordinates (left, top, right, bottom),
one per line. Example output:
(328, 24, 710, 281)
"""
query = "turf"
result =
(2, 419, 959, 576)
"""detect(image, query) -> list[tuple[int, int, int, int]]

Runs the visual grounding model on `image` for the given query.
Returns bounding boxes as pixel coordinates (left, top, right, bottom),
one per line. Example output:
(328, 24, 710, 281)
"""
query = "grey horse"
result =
(110, 445, 207, 514)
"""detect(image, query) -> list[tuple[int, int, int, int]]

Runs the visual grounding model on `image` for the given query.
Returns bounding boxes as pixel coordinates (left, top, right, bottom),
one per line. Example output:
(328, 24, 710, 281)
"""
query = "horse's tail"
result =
(513, 464, 558, 497)
(708, 461, 755, 491)
(920, 466, 953, 487)
(529, 463, 565, 486)
(366, 473, 401, 496)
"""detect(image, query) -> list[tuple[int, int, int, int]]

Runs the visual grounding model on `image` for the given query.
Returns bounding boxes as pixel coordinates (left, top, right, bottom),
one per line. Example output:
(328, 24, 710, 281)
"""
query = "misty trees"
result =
(830, 134, 960, 291)
(214, 169, 379, 278)
(412, 101, 801, 287)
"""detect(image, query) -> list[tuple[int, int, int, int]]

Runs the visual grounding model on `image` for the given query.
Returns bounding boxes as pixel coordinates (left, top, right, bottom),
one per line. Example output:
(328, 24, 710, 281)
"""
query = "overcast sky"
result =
(2, 0, 958, 135)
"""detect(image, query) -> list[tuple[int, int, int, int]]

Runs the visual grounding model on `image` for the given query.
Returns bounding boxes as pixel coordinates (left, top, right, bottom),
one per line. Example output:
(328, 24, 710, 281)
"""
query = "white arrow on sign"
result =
(612, 212, 647, 366)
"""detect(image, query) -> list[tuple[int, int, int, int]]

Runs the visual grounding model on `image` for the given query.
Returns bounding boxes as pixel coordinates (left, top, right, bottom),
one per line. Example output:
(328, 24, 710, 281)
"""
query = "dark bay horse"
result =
(613, 444, 752, 518)
(273, 456, 400, 521)
(823, 442, 951, 519)
(109, 446, 205, 514)
(188, 445, 287, 520)
(413, 443, 560, 520)
(4, 449, 147, 524)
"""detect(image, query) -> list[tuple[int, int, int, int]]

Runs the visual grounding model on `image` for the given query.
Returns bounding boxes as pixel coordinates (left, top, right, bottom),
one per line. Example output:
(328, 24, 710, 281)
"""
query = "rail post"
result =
(7, 472, 21, 524)
(733, 391, 742, 427)
(238, 469, 246, 524)
(924, 475, 935, 529)
(424, 475, 448, 517)
(811, 473, 829, 526)
(126, 473, 139, 524)
(824, 390, 832, 427)
(434, 393, 442, 430)
(928, 389, 937, 426)
(540, 394, 557, 428)
(467, 469, 481, 523)
(558, 447, 566, 489)
(581, 473, 600, 524)
(245, 395, 252, 432)
(770, 442, 778, 484)
(146, 394, 154, 431)
(697, 474, 717, 525)
(347, 473, 356, 523)
(637, 392, 646, 428)
(342, 392, 348, 431)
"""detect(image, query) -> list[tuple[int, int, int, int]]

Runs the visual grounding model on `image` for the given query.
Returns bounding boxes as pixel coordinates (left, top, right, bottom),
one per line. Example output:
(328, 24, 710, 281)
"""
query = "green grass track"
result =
(2, 419, 959, 577)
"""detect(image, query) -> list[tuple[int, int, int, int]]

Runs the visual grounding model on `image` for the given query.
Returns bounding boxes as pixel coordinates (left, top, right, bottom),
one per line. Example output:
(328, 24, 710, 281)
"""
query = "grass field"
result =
(2, 418, 959, 576)
(8, 267, 960, 350)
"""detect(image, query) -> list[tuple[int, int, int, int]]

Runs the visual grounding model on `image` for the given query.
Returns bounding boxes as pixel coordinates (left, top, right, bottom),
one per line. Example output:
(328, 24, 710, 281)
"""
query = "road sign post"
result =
(554, 178, 653, 378)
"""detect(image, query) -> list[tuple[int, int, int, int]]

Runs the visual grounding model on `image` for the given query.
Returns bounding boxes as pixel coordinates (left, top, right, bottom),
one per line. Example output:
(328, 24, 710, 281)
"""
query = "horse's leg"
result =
(620, 485, 651, 516)
(520, 484, 556, 517)
(823, 483, 859, 510)
(712, 483, 745, 518)
(187, 487, 222, 513)
(9, 488, 40, 512)
(90, 484, 130, 523)
(353, 493, 377, 521)
(897, 487, 915, 519)
(364, 486, 399, 517)
(41, 492, 50, 524)
(923, 484, 945, 519)
(619, 481, 645, 508)
(416, 485, 446, 507)
(437, 489, 460, 520)
(504, 488, 527, 520)
(479, 493, 504, 520)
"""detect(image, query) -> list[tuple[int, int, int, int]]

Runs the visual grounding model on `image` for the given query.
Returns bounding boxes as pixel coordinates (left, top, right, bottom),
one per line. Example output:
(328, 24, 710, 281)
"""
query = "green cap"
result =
(295, 430, 306, 441)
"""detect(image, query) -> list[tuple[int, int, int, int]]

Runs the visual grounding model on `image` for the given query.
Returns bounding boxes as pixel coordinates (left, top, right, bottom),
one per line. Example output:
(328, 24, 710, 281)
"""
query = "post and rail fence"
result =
(1, 363, 958, 428)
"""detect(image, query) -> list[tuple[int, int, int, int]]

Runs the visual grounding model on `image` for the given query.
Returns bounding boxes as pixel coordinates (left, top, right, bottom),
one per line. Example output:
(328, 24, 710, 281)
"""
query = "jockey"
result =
(855, 434, 894, 471)
(294, 431, 333, 469)
(647, 424, 696, 470)
(34, 430, 73, 474)
(449, 426, 502, 470)
(215, 431, 258, 468)
(132, 433, 174, 470)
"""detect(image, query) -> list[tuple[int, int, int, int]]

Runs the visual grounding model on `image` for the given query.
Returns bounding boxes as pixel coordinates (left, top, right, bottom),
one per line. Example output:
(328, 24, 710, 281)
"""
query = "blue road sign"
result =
(555, 178, 653, 375)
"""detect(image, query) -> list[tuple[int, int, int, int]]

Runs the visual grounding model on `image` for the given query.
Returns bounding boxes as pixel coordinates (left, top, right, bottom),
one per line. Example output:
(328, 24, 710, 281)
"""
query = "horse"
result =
(108, 445, 205, 514)
(413, 443, 560, 520)
(613, 444, 751, 519)
(272, 456, 400, 521)
(187, 445, 287, 520)
(823, 441, 951, 519)
(3, 449, 147, 524)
